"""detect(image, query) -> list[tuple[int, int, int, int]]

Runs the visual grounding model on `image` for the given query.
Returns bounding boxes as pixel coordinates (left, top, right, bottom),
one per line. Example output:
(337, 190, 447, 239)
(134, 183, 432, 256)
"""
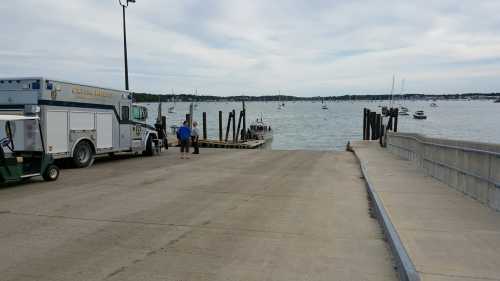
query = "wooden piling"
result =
(376, 114, 382, 139)
(242, 108, 246, 141)
(225, 112, 232, 142)
(236, 110, 243, 142)
(370, 112, 377, 140)
(232, 109, 236, 143)
(161, 116, 167, 131)
(364, 109, 371, 141)
(188, 103, 194, 128)
(387, 108, 393, 131)
(363, 108, 368, 140)
(379, 124, 385, 146)
(363, 108, 366, 140)
(219, 111, 223, 141)
(161, 116, 168, 149)
(394, 108, 399, 132)
(202, 112, 207, 140)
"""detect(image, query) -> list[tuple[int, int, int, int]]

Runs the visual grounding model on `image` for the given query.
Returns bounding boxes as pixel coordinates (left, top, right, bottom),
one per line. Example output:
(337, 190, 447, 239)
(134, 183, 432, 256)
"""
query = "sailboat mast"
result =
(390, 75, 395, 107)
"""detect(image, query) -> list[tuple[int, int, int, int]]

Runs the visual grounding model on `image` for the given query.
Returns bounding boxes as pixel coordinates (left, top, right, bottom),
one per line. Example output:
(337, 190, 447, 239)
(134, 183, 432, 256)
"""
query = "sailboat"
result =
(168, 89, 175, 113)
(280, 90, 286, 108)
(321, 98, 328, 110)
(384, 75, 396, 116)
(193, 89, 199, 110)
(398, 79, 410, 116)
(277, 91, 284, 110)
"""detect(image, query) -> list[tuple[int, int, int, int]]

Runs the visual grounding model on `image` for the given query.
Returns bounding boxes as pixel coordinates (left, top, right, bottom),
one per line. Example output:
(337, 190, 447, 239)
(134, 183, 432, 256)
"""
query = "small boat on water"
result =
(399, 106, 409, 116)
(494, 98, 500, 103)
(248, 117, 273, 141)
(413, 110, 427, 120)
(430, 102, 438, 107)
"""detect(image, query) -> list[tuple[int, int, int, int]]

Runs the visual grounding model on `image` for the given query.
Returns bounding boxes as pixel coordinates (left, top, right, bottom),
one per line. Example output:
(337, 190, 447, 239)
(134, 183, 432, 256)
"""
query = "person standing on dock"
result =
(177, 121, 191, 159)
(191, 121, 200, 155)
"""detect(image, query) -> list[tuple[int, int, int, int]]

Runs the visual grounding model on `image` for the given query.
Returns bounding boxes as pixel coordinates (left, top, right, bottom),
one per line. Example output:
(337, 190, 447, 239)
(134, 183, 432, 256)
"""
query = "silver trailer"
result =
(0, 77, 161, 167)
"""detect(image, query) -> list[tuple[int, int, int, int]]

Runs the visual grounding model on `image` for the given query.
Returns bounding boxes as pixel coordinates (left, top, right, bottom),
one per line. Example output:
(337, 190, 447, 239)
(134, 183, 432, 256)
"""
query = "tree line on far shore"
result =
(132, 92, 500, 103)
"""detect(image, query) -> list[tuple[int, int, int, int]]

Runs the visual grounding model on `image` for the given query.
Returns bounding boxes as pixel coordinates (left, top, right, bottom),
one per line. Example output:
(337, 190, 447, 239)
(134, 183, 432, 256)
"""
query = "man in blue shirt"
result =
(177, 121, 191, 159)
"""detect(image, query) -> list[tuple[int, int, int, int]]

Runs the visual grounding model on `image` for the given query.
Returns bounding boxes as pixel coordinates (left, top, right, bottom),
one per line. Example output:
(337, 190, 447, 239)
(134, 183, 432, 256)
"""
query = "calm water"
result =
(142, 100, 500, 151)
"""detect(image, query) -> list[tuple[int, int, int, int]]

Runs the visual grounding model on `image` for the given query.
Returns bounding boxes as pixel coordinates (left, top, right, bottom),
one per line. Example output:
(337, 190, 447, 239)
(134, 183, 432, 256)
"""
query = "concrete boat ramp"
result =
(0, 149, 396, 281)
(1, 144, 499, 280)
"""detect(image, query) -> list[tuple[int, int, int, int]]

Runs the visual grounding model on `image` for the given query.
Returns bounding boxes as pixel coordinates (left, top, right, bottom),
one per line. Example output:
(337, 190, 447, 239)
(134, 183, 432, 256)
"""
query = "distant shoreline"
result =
(132, 92, 500, 103)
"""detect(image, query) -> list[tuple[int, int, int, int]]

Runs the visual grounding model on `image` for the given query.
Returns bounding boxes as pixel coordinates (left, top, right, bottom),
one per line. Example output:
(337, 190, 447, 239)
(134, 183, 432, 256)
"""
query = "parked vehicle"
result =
(248, 116, 273, 141)
(0, 77, 162, 167)
(0, 115, 59, 183)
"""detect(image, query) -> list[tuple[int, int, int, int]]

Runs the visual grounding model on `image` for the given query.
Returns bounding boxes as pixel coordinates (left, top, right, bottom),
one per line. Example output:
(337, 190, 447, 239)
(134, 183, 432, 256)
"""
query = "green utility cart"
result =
(0, 115, 59, 183)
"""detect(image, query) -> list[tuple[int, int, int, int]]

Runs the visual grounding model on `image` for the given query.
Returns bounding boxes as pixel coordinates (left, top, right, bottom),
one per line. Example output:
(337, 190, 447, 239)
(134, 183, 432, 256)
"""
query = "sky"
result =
(2, 0, 500, 96)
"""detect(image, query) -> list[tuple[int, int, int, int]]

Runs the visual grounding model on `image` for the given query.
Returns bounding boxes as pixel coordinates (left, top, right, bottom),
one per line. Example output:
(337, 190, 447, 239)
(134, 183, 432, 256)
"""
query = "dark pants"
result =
(180, 139, 189, 153)
(191, 136, 199, 154)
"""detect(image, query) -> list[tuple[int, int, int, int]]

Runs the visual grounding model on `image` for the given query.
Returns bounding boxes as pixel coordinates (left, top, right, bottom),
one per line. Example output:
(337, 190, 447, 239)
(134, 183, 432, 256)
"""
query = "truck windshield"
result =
(132, 105, 148, 121)
(0, 119, 43, 152)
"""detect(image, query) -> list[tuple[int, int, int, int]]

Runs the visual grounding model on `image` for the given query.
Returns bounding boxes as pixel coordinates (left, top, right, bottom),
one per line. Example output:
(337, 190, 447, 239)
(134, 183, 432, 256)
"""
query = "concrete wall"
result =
(387, 132, 500, 211)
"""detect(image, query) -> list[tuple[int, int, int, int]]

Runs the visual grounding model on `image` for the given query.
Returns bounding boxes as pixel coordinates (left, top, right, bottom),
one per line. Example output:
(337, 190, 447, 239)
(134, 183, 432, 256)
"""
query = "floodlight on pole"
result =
(118, 0, 136, 91)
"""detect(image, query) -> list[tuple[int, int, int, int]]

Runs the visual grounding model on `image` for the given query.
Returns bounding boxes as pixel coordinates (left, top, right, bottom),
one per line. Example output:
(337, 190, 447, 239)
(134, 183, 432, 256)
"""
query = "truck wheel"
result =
(143, 136, 157, 156)
(43, 164, 60, 181)
(72, 141, 94, 168)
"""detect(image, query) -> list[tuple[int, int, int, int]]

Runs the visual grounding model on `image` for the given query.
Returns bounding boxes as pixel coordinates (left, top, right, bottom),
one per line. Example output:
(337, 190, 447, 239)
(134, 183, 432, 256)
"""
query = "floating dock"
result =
(167, 136, 269, 149)
(199, 139, 268, 149)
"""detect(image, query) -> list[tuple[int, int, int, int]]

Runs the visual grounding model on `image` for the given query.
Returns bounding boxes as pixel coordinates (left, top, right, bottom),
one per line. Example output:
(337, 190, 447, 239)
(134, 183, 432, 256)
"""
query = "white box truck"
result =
(0, 77, 162, 167)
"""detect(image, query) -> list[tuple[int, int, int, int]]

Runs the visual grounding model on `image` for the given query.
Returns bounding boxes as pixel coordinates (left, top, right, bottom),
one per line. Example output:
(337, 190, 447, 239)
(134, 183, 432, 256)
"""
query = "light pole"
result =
(119, 0, 135, 91)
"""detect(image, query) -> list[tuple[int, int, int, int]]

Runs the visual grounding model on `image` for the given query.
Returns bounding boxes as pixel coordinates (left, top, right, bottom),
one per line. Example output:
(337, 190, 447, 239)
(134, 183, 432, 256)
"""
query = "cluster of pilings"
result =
(362, 107, 399, 140)
(184, 103, 247, 144)
(222, 108, 247, 143)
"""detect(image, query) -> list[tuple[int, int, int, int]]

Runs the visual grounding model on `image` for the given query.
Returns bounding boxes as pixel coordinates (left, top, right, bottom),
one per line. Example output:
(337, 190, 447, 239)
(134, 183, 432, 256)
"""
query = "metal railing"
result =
(387, 133, 500, 191)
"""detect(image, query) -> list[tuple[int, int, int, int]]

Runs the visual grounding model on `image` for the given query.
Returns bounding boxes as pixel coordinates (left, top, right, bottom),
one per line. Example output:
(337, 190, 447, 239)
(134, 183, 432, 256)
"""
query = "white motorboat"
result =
(399, 106, 409, 116)
(248, 117, 273, 141)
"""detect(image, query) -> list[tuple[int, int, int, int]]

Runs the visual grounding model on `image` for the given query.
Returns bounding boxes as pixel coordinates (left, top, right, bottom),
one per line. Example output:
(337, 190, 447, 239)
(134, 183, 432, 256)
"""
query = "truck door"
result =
(119, 104, 132, 149)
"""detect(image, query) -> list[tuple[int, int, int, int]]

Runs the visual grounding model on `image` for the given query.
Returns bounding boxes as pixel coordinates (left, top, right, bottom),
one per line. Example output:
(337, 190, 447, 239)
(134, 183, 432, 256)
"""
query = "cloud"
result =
(2, 0, 500, 96)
